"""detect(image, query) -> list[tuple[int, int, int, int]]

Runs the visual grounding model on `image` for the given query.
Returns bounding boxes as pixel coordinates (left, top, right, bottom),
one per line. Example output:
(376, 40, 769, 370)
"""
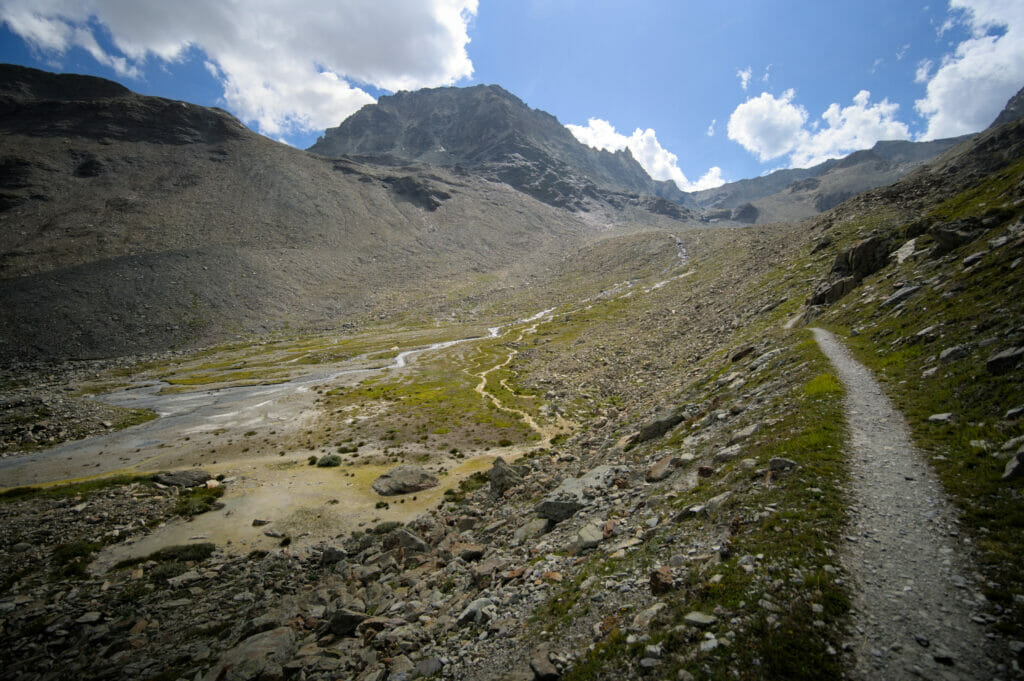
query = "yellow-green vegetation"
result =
(171, 486, 225, 517)
(112, 543, 216, 572)
(817, 169, 1024, 639)
(0, 473, 154, 503)
(319, 354, 536, 452)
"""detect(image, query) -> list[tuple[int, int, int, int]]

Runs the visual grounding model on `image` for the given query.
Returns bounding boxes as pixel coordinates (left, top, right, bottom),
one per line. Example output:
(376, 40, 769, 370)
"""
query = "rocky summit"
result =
(1, 65, 1024, 681)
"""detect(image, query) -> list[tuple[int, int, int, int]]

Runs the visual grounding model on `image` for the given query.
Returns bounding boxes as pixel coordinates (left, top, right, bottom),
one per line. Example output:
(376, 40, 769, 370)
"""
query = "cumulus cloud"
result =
(737, 66, 752, 91)
(0, 0, 478, 139)
(915, 0, 1024, 139)
(727, 89, 911, 168)
(566, 118, 725, 192)
(726, 89, 808, 162)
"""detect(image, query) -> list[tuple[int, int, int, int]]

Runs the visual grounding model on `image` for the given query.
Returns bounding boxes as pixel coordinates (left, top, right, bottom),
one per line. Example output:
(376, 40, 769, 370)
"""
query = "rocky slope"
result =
(690, 136, 971, 224)
(0, 65, 693, 363)
(2, 103, 1022, 681)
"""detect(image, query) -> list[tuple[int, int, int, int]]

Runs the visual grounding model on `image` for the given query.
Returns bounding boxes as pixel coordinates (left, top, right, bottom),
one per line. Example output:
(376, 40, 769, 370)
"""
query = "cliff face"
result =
(309, 84, 681, 211)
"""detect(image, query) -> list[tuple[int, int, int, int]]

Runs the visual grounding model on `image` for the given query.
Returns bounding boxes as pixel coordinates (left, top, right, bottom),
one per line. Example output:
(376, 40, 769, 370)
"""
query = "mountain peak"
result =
(308, 84, 668, 210)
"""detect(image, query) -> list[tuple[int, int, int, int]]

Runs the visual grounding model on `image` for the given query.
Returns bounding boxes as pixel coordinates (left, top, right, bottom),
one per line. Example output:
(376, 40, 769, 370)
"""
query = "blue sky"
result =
(1, 1, 1021, 191)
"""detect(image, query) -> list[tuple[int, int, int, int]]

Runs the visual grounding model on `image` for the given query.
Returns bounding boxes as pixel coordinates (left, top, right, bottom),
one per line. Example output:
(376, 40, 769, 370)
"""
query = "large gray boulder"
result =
(488, 456, 524, 497)
(535, 465, 626, 523)
(202, 626, 296, 681)
(371, 465, 438, 496)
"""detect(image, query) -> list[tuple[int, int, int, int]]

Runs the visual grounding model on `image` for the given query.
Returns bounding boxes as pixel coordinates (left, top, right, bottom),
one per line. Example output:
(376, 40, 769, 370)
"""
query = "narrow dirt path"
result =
(811, 328, 1001, 681)
(469, 314, 572, 446)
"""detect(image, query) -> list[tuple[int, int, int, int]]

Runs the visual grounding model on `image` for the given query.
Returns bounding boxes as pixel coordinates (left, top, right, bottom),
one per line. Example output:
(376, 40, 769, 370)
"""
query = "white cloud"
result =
(915, 58, 934, 83)
(896, 43, 910, 60)
(706, 119, 716, 137)
(566, 118, 725, 192)
(0, 0, 478, 139)
(727, 89, 911, 168)
(726, 89, 808, 162)
(737, 66, 752, 90)
(915, 0, 1024, 139)
(791, 90, 910, 166)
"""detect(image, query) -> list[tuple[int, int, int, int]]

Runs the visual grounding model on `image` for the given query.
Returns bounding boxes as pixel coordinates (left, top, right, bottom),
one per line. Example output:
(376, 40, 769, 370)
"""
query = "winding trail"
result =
(811, 328, 1000, 680)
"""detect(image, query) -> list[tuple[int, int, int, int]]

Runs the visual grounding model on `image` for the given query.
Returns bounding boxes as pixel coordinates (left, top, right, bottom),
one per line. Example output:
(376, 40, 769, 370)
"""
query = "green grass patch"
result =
(171, 486, 225, 517)
(0, 474, 154, 503)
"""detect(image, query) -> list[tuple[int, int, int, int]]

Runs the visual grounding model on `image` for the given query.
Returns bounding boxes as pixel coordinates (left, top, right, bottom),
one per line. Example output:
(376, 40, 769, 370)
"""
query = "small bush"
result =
(316, 454, 342, 467)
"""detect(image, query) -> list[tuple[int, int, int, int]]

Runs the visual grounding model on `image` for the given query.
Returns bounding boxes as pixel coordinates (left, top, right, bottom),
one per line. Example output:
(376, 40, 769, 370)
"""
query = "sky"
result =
(1, 1, 1022, 192)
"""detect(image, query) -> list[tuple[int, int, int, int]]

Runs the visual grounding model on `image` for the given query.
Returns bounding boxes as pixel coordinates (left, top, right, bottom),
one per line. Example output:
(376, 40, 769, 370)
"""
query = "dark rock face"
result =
(990, 85, 1024, 128)
(809, 236, 892, 306)
(0, 65, 245, 146)
(308, 84, 689, 214)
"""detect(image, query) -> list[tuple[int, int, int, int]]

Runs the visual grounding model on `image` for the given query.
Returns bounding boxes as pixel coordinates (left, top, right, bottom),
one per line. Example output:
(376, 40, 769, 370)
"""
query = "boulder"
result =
(534, 465, 626, 523)
(371, 465, 438, 496)
(987, 347, 1023, 375)
(645, 455, 676, 482)
(931, 218, 982, 254)
(880, 285, 921, 308)
(153, 469, 213, 487)
(831, 236, 891, 280)
(489, 456, 523, 497)
(628, 408, 687, 446)
(575, 522, 604, 551)
(809, 276, 857, 306)
(202, 627, 296, 681)
(326, 608, 369, 637)
(530, 644, 560, 681)
(1003, 453, 1024, 481)
(650, 566, 674, 594)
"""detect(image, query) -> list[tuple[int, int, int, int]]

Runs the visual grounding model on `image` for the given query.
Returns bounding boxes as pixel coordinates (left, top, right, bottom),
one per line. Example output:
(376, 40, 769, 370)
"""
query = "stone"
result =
(1006, 406, 1024, 420)
(252, 518, 271, 526)
(768, 457, 798, 471)
(327, 608, 369, 637)
(202, 626, 296, 681)
(880, 285, 921, 308)
(456, 543, 485, 562)
(576, 522, 604, 551)
(415, 658, 444, 677)
(713, 444, 743, 464)
(629, 409, 687, 445)
(632, 602, 667, 629)
(371, 465, 438, 496)
(650, 566, 674, 594)
(1003, 453, 1024, 481)
(963, 251, 986, 267)
(939, 344, 972, 362)
(894, 238, 917, 264)
(697, 465, 714, 478)
(645, 455, 675, 482)
(928, 413, 954, 423)
(76, 611, 102, 624)
(831, 236, 892, 280)
(457, 598, 495, 627)
(684, 611, 717, 628)
(728, 422, 761, 445)
(530, 645, 560, 681)
(931, 218, 982, 253)
(513, 517, 551, 545)
(809, 276, 858, 306)
(489, 456, 523, 497)
(986, 347, 1023, 374)
(731, 345, 755, 363)
(535, 465, 626, 523)
(387, 528, 428, 553)
(153, 469, 212, 487)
